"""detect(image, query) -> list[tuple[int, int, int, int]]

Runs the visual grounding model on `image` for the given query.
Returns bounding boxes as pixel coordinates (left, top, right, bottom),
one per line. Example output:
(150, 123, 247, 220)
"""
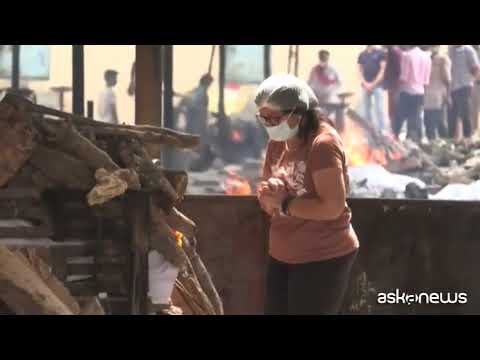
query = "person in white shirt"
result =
(98, 70, 119, 124)
(308, 50, 341, 105)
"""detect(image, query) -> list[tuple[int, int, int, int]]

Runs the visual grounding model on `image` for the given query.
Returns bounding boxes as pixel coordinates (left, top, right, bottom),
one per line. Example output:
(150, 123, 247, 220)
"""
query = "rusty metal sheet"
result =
(181, 195, 480, 315)
(180, 195, 268, 315)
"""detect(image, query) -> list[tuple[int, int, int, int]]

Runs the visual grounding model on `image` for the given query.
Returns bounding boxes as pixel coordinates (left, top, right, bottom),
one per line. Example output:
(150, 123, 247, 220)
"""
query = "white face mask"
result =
(264, 118, 299, 142)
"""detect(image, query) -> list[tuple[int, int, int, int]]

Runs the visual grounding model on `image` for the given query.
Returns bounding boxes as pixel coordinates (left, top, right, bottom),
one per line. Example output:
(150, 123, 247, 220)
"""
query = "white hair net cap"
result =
(254, 74, 319, 112)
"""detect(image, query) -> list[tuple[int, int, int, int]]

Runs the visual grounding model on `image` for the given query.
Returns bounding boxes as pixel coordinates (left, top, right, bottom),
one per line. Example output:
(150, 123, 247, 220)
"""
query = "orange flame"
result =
(231, 130, 243, 143)
(341, 121, 388, 167)
(224, 170, 252, 195)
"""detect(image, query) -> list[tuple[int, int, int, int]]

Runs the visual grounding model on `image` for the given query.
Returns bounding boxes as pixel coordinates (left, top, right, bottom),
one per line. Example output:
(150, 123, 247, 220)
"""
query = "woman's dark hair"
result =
(296, 107, 335, 143)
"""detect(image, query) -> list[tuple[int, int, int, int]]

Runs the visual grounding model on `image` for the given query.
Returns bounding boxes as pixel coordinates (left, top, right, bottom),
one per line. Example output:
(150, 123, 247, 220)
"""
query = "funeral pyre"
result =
(186, 105, 480, 201)
(0, 93, 223, 315)
(343, 109, 480, 200)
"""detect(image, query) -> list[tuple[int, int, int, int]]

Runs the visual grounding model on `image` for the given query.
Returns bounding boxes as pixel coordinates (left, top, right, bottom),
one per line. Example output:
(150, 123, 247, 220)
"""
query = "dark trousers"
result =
(265, 250, 358, 315)
(323, 103, 345, 133)
(393, 91, 424, 143)
(448, 86, 473, 139)
(387, 86, 400, 132)
(425, 107, 448, 141)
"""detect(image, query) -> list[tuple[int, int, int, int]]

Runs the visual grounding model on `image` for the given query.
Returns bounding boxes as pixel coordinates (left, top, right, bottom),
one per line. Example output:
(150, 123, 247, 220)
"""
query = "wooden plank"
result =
(127, 192, 150, 315)
(135, 45, 162, 127)
(67, 257, 127, 275)
(0, 188, 41, 200)
(66, 279, 97, 297)
(0, 226, 53, 238)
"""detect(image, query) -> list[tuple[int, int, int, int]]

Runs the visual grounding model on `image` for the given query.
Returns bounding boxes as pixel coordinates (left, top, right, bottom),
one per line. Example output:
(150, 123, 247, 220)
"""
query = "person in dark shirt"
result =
(382, 45, 402, 132)
(357, 45, 387, 132)
(178, 73, 214, 140)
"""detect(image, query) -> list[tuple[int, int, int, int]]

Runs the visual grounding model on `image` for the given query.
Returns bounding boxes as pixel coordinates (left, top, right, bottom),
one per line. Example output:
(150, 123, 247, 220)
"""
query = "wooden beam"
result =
(0, 188, 41, 200)
(0, 226, 53, 239)
(11, 45, 20, 90)
(264, 45, 271, 79)
(127, 192, 150, 315)
(135, 45, 163, 127)
(163, 45, 174, 130)
(72, 45, 85, 116)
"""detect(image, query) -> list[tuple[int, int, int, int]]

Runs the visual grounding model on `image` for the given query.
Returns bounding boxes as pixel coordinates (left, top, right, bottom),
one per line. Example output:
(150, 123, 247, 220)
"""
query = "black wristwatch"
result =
(281, 196, 294, 216)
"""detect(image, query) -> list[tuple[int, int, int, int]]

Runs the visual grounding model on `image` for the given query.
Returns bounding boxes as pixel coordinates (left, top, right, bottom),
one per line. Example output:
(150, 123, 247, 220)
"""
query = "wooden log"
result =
(346, 108, 407, 159)
(405, 140, 442, 173)
(85, 126, 200, 149)
(33, 117, 119, 172)
(182, 236, 223, 315)
(0, 245, 73, 315)
(29, 145, 95, 190)
(164, 207, 197, 239)
(150, 204, 185, 269)
(118, 140, 178, 211)
(177, 254, 216, 315)
(171, 283, 195, 315)
(7, 163, 56, 192)
(16, 249, 81, 314)
(2, 94, 199, 149)
(172, 280, 208, 315)
(128, 193, 149, 315)
(163, 169, 189, 200)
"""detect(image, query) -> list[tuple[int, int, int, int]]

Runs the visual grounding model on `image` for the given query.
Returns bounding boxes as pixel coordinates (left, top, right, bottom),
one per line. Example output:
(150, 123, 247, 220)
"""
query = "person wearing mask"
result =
(393, 46, 432, 143)
(98, 69, 119, 125)
(448, 45, 480, 142)
(382, 45, 403, 132)
(424, 45, 451, 141)
(357, 45, 387, 131)
(308, 50, 341, 106)
(255, 74, 359, 315)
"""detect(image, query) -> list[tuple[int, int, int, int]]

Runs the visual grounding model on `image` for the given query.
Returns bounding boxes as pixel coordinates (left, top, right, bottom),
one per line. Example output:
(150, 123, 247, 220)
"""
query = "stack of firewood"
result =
(0, 93, 223, 315)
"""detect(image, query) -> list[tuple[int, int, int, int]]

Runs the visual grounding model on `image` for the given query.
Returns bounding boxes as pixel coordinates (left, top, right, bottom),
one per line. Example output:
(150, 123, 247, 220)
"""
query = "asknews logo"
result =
(377, 289, 468, 306)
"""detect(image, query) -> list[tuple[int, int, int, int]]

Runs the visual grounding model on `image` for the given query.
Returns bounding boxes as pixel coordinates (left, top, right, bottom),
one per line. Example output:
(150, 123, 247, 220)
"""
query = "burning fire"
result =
(231, 130, 243, 144)
(223, 169, 252, 195)
(341, 121, 388, 167)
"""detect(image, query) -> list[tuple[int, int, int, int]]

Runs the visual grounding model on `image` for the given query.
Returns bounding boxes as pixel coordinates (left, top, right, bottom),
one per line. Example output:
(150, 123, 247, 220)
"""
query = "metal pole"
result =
(72, 45, 85, 116)
(219, 45, 226, 116)
(87, 101, 94, 118)
(294, 45, 300, 77)
(264, 45, 271, 79)
(287, 45, 292, 74)
(163, 45, 174, 130)
(12, 45, 20, 90)
(162, 45, 174, 168)
(208, 45, 216, 75)
(217, 45, 231, 151)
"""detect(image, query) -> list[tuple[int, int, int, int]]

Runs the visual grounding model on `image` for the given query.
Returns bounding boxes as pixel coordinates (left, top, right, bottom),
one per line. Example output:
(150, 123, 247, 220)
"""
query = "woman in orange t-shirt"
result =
(256, 74, 359, 315)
